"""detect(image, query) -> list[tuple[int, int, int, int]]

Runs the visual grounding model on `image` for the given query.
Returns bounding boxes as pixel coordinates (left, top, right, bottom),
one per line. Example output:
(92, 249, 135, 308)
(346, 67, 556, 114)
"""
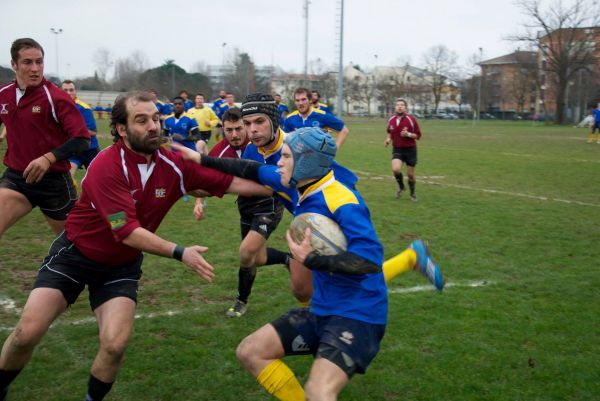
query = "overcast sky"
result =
(1, 0, 530, 79)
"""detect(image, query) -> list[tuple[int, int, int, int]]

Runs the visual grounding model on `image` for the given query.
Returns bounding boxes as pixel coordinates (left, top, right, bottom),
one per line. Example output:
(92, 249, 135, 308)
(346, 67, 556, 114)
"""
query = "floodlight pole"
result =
(336, 0, 344, 116)
(303, 0, 309, 86)
(476, 47, 483, 124)
(50, 28, 63, 79)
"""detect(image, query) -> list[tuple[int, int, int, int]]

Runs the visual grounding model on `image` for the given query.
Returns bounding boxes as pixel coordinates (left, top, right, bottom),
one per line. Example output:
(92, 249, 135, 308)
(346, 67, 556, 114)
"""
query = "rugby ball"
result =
(289, 213, 347, 255)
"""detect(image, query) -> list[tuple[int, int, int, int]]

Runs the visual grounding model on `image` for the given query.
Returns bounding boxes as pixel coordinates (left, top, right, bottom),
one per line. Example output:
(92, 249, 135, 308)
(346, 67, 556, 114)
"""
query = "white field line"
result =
(0, 296, 21, 315)
(354, 170, 600, 208)
(0, 308, 190, 333)
(0, 281, 493, 332)
(388, 280, 494, 294)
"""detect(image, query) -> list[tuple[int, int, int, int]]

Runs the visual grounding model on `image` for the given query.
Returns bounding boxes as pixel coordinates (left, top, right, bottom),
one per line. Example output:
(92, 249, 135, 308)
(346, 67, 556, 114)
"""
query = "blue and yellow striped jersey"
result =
(256, 163, 387, 325)
(283, 107, 345, 133)
(75, 98, 98, 149)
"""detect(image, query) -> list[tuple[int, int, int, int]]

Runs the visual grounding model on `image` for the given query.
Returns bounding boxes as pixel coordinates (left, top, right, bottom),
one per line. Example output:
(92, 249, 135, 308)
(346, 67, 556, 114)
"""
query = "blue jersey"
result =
(212, 98, 224, 114)
(594, 108, 600, 123)
(277, 103, 290, 124)
(163, 114, 199, 150)
(284, 107, 345, 133)
(256, 163, 387, 325)
(74, 99, 98, 149)
(314, 102, 331, 114)
(155, 101, 172, 116)
(217, 102, 235, 119)
(183, 99, 194, 111)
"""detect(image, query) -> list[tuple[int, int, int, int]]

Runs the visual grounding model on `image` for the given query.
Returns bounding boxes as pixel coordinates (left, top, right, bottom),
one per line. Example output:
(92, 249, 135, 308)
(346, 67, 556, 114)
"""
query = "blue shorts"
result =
(271, 308, 386, 377)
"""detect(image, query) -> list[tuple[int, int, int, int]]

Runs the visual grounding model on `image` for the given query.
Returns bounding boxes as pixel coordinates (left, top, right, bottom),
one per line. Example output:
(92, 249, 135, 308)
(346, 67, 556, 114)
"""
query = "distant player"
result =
(212, 89, 227, 141)
(61, 80, 99, 190)
(217, 92, 237, 120)
(274, 93, 289, 124)
(162, 96, 200, 151)
(384, 98, 421, 201)
(587, 101, 600, 144)
(310, 89, 331, 114)
(284, 87, 349, 149)
(186, 93, 219, 151)
(178, 89, 194, 111)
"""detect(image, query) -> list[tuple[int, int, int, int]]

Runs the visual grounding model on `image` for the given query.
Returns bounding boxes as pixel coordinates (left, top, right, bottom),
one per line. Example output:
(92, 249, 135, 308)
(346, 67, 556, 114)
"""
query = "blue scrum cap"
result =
(284, 127, 336, 187)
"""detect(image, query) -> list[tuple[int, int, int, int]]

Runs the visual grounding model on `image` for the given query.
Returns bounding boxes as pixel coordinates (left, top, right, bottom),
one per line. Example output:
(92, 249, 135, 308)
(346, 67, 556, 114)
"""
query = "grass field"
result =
(1, 118, 599, 400)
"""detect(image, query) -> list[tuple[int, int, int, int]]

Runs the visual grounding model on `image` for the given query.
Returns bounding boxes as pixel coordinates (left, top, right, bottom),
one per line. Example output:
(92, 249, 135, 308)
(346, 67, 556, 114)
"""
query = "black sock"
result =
(265, 247, 290, 266)
(237, 267, 257, 304)
(85, 374, 113, 401)
(408, 179, 416, 195)
(394, 173, 405, 190)
(0, 369, 22, 401)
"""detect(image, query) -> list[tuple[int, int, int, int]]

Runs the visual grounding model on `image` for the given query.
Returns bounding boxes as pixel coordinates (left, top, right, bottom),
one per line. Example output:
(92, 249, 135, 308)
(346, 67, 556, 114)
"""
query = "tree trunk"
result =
(555, 80, 567, 125)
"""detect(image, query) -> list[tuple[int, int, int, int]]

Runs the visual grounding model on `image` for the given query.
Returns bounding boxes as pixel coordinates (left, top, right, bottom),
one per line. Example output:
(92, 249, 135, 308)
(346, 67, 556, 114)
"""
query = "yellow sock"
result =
(298, 299, 310, 308)
(588, 132, 595, 143)
(383, 248, 417, 283)
(256, 359, 305, 401)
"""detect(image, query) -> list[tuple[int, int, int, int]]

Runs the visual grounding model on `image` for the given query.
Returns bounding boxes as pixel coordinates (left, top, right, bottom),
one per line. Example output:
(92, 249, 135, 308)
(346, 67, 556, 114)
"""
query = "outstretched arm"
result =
(122, 227, 215, 282)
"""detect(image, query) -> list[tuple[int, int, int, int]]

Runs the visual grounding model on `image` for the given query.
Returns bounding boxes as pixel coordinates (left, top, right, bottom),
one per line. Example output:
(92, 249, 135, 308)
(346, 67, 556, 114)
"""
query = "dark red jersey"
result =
(208, 138, 248, 159)
(0, 78, 89, 172)
(387, 113, 421, 148)
(65, 140, 233, 265)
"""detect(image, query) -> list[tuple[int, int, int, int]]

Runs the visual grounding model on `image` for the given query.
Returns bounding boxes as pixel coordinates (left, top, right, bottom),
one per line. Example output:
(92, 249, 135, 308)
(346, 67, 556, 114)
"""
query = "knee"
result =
(239, 248, 257, 268)
(8, 324, 44, 354)
(99, 335, 129, 363)
(304, 379, 327, 401)
(236, 335, 257, 369)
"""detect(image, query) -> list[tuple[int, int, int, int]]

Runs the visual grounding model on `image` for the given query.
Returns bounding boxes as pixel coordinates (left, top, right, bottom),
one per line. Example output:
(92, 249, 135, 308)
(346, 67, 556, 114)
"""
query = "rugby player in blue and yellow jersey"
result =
(162, 96, 200, 151)
(274, 93, 289, 124)
(311, 89, 332, 114)
(222, 93, 290, 318)
(284, 87, 350, 149)
(178, 89, 194, 111)
(212, 89, 227, 142)
(61, 80, 99, 190)
(175, 126, 444, 400)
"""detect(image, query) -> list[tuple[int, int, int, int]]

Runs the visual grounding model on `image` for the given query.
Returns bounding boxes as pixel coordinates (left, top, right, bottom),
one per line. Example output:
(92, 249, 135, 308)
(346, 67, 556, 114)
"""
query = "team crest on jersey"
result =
(155, 188, 166, 198)
(312, 121, 320, 127)
(0, 104, 8, 114)
(32, 105, 41, 113)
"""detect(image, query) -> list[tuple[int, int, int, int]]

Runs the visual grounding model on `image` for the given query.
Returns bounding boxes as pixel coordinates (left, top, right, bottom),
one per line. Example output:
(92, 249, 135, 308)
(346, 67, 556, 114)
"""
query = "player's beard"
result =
(127, 127, 160, 155)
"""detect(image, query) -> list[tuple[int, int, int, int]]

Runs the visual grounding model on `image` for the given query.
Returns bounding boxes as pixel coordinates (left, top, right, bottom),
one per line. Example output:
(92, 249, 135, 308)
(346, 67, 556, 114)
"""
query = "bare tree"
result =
(512, 0, 600, 123)
(113, 50, 149, 91)
(422, 45, 458, 113)
(92, 48, 113, 83)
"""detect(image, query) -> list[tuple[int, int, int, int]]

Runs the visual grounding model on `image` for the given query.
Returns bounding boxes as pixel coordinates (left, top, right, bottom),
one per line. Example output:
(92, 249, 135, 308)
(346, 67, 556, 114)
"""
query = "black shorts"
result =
(271, 308, 386, 378)
(33, 232, 143, 310)
(392, 146, 418, 167)
(198, 131, 212, 143)
(0, 168, 77, 220)
(69, 147, 100, 169)
(593, 122, 600, 133)
(240, 204, 284, 240)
